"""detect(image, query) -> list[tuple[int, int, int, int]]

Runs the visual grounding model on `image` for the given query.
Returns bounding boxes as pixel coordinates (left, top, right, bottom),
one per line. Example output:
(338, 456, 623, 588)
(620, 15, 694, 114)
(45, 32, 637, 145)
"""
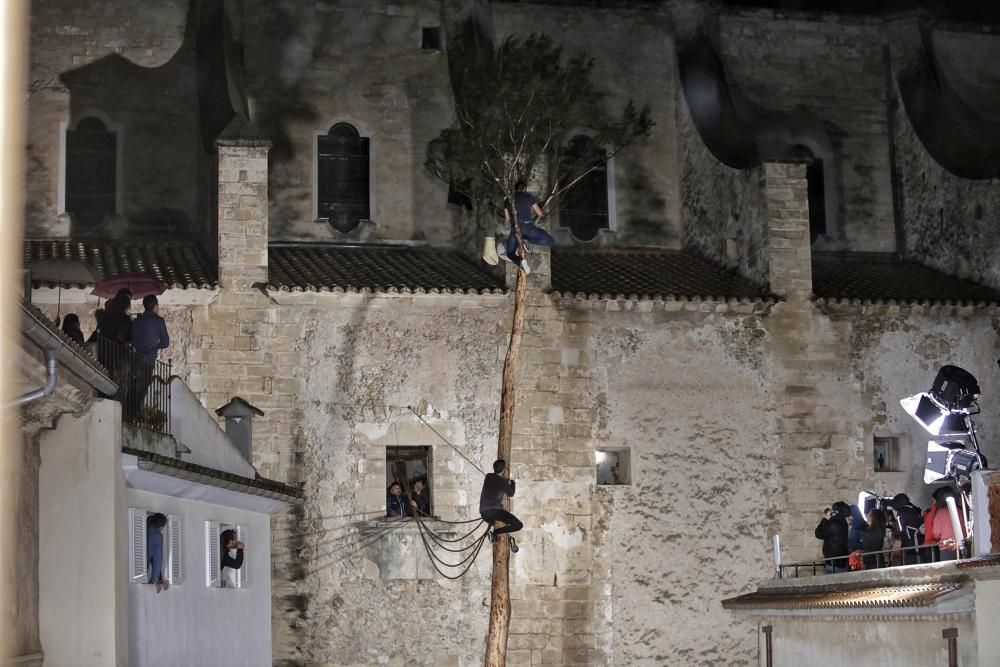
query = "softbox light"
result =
(924, 440, 983, 485)
(900, 393, 969, 436)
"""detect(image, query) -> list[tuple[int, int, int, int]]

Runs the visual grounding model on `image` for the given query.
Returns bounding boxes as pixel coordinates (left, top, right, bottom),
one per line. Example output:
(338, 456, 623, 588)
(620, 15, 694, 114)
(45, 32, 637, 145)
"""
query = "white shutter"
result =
(236, 525, 248, 589)
(128, 508, 148, 583)
(205, 520, 221, 587)
(166, 515, 184, 585)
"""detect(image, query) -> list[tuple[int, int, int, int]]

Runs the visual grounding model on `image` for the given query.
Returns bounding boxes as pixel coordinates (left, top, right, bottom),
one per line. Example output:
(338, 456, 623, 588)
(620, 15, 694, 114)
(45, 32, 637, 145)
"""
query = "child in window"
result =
(146, 513, 170, 593)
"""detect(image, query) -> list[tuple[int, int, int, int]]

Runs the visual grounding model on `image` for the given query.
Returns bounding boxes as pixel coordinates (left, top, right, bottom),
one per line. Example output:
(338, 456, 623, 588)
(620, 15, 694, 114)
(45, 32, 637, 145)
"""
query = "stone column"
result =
(217, 124, 271, 292)
(763, 160, 813, 301)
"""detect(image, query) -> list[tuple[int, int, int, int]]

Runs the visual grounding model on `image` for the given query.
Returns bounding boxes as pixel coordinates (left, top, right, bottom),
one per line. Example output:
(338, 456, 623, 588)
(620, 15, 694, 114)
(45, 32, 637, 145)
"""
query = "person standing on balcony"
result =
(132, 295, 169, 361)
(814, 501, 850, 573)
(129, 295, 170, 422)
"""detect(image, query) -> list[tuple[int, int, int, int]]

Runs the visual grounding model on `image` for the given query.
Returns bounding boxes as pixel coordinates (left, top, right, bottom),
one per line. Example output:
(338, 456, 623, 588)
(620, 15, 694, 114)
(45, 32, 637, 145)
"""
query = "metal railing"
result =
(92, 335, 172, 435)
(777, 541, 966, 578)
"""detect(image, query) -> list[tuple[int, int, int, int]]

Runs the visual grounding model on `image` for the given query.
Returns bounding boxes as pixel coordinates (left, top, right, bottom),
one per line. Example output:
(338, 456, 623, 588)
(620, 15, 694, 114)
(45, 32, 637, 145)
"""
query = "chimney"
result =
(215, 396, 264, 464)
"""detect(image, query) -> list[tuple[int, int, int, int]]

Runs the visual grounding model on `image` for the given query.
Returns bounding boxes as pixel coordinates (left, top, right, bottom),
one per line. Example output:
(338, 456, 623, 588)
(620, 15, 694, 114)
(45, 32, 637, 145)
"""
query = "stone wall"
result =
(244, 0, 456, 244)
(678, 94, 769, 284)
(493, 1, 681, 249)
(716, 8, 895, 252)
(25, 0, 209, 241)
(892, 66, 1000, 291)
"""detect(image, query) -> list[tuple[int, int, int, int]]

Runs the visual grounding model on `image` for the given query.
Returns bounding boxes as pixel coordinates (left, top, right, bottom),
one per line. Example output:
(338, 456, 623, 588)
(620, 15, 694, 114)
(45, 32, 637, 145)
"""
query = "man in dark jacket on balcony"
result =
(131, 295, 170, 361)
(815, 501, 850, 573)
(128, 295, 170, 422)
(890, 493, 924, 565)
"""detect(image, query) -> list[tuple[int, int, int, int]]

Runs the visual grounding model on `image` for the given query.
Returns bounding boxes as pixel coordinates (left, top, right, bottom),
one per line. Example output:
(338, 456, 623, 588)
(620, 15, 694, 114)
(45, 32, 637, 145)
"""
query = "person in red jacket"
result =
(924, 487, 966, 561)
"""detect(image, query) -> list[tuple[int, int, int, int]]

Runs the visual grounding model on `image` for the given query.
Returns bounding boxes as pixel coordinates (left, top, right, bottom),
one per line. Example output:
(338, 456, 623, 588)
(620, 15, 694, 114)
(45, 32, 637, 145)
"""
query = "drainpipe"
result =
(8, 349, 58, 407)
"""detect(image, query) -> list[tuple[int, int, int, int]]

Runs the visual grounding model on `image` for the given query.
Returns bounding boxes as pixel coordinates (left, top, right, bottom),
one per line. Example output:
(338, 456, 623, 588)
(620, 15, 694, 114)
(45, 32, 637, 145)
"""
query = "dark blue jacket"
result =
(132, 310, 169, 359)
(386, 494, 410, 517)
(147, 526, 164, 583)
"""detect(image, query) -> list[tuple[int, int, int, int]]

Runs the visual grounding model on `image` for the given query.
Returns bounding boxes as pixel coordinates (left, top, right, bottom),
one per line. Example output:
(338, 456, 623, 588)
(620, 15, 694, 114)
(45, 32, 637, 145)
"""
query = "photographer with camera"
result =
(815, 501, 850, 573)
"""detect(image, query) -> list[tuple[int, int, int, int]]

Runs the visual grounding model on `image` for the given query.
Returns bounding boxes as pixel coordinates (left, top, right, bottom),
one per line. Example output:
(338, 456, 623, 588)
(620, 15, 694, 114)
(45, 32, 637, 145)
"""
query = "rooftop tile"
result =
(24, 238, 218, 290)
(722, 582, 962, 610)
(266, 244, 506, 295)
(812, 253, 1000, 306)
(551, 247, 774, 301)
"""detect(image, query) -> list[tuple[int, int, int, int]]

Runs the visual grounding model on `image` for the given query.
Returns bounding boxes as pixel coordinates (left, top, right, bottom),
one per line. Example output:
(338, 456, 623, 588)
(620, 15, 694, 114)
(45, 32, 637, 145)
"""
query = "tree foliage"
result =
(426, 29, 653, 215)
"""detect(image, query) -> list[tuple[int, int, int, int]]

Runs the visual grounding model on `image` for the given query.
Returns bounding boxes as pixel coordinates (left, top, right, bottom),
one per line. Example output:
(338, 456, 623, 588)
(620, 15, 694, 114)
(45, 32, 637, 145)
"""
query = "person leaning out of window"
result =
(220, 529, 245, 587)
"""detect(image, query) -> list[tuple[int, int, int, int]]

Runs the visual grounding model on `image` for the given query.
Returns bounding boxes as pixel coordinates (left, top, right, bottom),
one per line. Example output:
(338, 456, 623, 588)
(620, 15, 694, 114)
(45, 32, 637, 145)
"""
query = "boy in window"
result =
(220, 529, 245, 587)
(386, 482, 410, 518)
(146, 513, 170, 593)
(409, 478, 431, 516)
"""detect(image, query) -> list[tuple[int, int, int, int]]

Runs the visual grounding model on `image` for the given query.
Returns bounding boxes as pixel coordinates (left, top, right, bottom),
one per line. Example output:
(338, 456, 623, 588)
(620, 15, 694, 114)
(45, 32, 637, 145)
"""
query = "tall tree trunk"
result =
(483, 228, 529, 667)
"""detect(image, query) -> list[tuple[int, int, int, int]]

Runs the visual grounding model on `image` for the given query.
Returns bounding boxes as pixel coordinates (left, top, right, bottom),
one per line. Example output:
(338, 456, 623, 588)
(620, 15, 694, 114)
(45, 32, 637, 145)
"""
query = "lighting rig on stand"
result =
(900, 365, 990, 557)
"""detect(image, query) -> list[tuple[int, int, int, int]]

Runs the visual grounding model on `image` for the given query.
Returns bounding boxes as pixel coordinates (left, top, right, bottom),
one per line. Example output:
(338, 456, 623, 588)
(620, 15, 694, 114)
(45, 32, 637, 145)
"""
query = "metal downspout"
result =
(7, 348, 58, 407)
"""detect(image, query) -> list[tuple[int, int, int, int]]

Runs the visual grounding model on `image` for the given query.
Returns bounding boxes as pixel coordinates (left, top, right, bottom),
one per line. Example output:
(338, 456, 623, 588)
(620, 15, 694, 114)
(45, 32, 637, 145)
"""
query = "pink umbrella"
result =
(91, 273, 168, 300)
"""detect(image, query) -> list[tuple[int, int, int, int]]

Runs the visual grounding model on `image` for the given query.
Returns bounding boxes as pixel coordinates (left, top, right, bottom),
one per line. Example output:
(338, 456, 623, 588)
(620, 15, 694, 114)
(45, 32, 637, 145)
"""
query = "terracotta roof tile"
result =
(722, 582, 962, 610)
(812, 253, 1000, 306)
(551, 247, 774, 301)
(266, 244, 506, 295)
(24, 238, 218, 290)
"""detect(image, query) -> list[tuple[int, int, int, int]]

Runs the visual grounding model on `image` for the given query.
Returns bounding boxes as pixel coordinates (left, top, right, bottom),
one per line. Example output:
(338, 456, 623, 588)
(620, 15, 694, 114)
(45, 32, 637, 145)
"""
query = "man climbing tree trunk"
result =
(427, 21, 652, 666)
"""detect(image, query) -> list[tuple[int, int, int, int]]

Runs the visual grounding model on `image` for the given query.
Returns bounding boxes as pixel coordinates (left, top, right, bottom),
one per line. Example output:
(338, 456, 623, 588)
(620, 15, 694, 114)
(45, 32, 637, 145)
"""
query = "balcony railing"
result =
(777, 541, 964, 578)
(93, 335, 172, 435)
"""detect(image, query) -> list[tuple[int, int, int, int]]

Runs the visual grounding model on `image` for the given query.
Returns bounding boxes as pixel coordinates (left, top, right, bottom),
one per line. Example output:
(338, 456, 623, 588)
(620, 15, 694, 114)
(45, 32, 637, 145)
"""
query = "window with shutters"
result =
(64, 116, 118, 227)
(166, 515, 184, 585)
(206, 520, 248, 589)
(316, 122, 371, 233)
(128, 509, 183, 585)
(128, 508, 148, 583)
(558, 135, 612, 242)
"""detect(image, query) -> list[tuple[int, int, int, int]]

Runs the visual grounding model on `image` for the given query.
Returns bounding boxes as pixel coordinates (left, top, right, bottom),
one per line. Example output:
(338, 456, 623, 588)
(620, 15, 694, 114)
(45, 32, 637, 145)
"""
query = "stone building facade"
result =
(19, 1, 1000, 666)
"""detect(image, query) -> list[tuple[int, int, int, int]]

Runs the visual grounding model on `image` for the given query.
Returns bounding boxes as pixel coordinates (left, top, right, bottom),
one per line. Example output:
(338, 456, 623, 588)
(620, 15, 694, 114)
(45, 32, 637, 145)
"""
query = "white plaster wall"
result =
(975, 579, 1000, 666)
(767, 617, 977, 667)
(39, 400, 128, 667)
(169, 378, 256, 478)
(126, 489, 272, 667)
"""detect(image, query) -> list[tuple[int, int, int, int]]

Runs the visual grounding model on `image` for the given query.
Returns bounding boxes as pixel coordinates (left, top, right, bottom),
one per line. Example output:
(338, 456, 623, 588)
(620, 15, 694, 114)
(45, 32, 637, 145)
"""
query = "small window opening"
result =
(422, 26, 442, 51)
(128, 509, 183, 586)
(873, 436, 900, 473)
(66, 116, 117, 227)
(806, 158, 826, 243)
(206, 521, 248, 589)
(596, 448, 630, 485)
(317, 122, 370, 233)
(387, 445, 433, 516)
(559, 135, 610, 242)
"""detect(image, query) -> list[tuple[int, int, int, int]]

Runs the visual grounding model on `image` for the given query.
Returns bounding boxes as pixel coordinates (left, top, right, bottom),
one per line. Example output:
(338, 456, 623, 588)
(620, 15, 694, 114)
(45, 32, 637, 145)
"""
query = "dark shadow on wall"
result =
(890, 17, 1000, 179)
(59, 0, 246, 253)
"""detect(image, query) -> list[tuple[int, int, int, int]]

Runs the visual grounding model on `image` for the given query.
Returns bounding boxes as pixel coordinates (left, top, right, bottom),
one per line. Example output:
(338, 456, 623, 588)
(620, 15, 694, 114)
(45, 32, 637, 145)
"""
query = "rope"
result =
(413, 511, 491, 580)
(407, 406, 487, 476)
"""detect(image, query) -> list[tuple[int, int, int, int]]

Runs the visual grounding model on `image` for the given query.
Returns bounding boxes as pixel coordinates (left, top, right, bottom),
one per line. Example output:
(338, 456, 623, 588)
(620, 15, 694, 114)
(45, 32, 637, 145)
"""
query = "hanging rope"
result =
(413, 510, 491, 580)
(407, 405, 487, 476)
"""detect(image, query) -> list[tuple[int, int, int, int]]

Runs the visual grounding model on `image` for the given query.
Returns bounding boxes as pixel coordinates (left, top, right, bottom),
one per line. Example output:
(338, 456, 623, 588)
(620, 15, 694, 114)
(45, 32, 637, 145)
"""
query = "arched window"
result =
(317, 123, 370, 233)
(65, 116, 117, 227)
(558, 135, 610, 242)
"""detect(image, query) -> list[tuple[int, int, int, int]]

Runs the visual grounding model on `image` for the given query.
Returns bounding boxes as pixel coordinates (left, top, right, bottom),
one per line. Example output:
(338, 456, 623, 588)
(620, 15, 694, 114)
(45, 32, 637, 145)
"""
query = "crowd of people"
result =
(815, 487, 966, 573)
(60, 288, 170, 419)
